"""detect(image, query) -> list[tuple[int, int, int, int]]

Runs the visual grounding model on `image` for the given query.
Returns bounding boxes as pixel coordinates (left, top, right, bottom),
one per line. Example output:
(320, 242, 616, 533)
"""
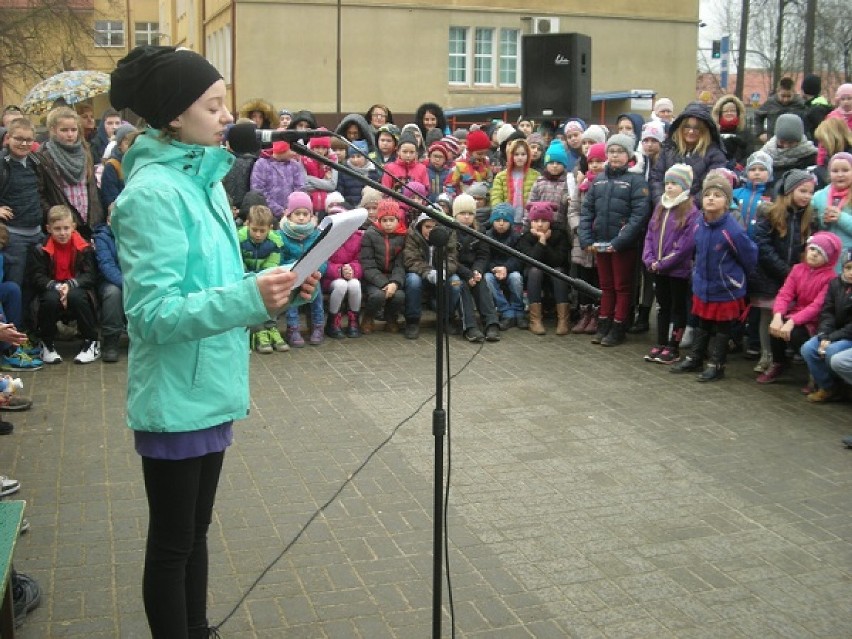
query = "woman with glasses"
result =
(364, 103, 394, 135)
(649, 102, 727, 206)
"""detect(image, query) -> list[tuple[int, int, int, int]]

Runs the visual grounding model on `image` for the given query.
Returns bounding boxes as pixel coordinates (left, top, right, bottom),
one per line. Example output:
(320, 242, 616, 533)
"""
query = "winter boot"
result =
(286, 326, 305, 348)
(591, 317, 611, 344)
(627, 305, 651, 334)
(346, 310, 361, 338)
(309, 324, 325, 345)
(555, 303, 571, 335)
(671, 328, 709, 373)
(361, 311, 375, 335)
(584, 306, 600, 335)
(326, 312, 344, 339)
(697, 333, 728, 382)
(528, 303, 546, 335)
(572, 305, 591, 334)
(101, 335, 120, 363)
(601, 320, 626, 346)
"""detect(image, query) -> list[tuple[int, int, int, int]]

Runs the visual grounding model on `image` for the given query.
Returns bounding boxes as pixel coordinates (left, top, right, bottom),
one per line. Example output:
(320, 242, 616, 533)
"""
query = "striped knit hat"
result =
(664, 164, 693, 192)
(440, 135, 461, 157)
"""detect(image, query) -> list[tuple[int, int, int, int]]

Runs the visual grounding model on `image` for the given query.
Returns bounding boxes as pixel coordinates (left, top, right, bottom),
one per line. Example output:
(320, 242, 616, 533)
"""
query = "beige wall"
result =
(230, 1, 699, 123)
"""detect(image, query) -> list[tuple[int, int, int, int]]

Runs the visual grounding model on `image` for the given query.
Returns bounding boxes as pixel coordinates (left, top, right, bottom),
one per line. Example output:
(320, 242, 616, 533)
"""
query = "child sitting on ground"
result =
(359, 199, 407, 334)
(238, 204, 287, 353)
(484, 204, 526, 330)
(29, 205, 100, 364)
(452, 194, 500, 342)
(279, 192, 327, 347)
(758, 231, 840, 384)
(322, 199, 364, 339)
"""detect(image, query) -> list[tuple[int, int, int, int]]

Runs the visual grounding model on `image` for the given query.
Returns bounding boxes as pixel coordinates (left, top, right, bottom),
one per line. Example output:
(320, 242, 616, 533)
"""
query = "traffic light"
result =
(712, 40, 721, 59)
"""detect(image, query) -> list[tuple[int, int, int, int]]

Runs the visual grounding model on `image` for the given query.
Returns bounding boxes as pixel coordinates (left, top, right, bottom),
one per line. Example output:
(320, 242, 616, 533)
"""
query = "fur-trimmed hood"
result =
(238, 98, 275, 129)
(712, 94, 747, 133)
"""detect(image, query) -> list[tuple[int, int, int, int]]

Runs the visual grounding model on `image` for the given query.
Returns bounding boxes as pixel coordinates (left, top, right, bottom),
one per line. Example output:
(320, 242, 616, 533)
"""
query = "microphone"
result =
(427, 226, 450, 248)
(254, 129, 332, 144)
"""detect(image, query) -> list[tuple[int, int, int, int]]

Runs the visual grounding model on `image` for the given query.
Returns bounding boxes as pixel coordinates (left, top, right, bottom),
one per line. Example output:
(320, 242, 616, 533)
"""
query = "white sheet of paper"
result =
(290, 208, 368, 286)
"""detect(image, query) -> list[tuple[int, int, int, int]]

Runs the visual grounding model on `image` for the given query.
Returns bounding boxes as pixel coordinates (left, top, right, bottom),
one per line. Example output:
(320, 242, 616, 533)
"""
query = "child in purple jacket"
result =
(641, 164, 700, 364)
(249, 141, 307, 222)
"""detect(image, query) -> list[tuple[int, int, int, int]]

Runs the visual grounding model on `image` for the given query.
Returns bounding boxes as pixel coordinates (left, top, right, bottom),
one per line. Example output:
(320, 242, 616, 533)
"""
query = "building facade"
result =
(179, 0, 700, 125)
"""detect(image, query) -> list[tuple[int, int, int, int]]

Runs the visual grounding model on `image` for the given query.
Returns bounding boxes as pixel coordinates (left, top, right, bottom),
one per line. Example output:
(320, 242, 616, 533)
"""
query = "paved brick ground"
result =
(3, 322, 852, 638)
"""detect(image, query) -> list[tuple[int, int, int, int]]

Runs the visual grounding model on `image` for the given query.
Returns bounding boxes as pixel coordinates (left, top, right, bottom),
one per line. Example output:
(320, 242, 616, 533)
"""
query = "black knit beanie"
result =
(109, 46, 222, 129)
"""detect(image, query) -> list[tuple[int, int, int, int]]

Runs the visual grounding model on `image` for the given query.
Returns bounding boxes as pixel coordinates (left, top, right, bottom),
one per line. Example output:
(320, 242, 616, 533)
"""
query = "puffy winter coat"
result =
(749, 204, 811, 298)
(641, 199, 700, 279)
(691, 211, 757, 302)
(249, 152, 306, 219)
(578, 165, 650, 251)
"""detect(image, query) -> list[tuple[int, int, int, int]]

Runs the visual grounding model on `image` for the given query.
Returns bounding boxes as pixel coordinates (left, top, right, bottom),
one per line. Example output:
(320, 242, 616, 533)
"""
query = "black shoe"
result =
(12, 572, 41, 627)
(697, 364, 725, 382)
(0, 419, 13, 435)
(591, 318, 612, 345)
(404, 321, 420, 340)
(670, 357, 703, 373)
(485, 324, 501, 342)
(601, 321, 626, 346)
(498, 316, 516, 331)
(626, 307, 650, 334)
(464, 327, 485, 343)
(516, 316, 529, 330)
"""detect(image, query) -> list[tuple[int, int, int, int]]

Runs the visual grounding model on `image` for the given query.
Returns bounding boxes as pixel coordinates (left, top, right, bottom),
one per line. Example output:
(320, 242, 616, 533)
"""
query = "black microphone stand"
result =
(288, 137, 601, 638)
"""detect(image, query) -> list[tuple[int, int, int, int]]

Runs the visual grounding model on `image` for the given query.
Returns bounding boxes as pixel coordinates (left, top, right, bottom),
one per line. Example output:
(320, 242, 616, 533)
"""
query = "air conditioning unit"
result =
(532, 17, 560, 34)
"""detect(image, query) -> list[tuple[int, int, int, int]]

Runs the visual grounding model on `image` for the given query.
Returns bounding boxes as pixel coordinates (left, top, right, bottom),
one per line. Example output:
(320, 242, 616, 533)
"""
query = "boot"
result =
(346, 310, 361, 338)
(600, 320, 626, 346)
(326, 312, 344, 339)
(528, 303, 546, 335)
(360, 311, 375, 335)
(555, 303, 571, 335)
(385, 312, 401, 333)
(697, 333, 728, 382)
(309, 324, 324, 345)
(572, 305, 591, 334)
(591, 317, 611, 344)
(101, 335, 120, 363)
(627, 305, 651, 334)
(516, 314, 530, 329)
(584, 306, 599, 335)
(671, 328, 709, 373)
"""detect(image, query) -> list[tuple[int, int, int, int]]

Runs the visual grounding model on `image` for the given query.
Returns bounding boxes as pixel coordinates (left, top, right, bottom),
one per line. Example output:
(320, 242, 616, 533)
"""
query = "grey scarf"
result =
(46, 139, 86, 184)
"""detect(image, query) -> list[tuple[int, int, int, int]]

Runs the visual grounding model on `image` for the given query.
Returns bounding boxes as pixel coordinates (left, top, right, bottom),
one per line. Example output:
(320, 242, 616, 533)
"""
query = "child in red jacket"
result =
(28, 205, 100, 364)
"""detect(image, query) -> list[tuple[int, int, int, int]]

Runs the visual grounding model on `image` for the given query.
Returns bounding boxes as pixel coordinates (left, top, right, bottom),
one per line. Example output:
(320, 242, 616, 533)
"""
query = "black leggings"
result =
(142, 452, 224, 638)
(654, 274, 690, 345)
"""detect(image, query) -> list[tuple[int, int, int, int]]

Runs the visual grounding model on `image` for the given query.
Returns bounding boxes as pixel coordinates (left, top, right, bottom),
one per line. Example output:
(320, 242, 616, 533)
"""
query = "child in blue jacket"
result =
(672, 174, 758, 381)
(279, 192, 328, 347)
(732, 151, 774, 239)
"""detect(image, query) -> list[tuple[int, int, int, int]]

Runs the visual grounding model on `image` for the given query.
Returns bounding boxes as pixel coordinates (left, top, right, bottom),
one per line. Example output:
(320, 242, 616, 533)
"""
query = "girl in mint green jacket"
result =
(109, 47, 317, 638)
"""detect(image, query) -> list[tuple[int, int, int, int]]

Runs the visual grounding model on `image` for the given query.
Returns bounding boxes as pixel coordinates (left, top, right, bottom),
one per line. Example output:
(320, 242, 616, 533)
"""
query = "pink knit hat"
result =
(287, 191, 313, 214)
(527, 201, 556, 222)
(835, 83, 852, 99)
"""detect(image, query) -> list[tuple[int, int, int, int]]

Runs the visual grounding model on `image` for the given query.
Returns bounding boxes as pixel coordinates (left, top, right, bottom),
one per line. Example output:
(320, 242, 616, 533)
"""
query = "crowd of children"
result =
(1, 84, 852, 407)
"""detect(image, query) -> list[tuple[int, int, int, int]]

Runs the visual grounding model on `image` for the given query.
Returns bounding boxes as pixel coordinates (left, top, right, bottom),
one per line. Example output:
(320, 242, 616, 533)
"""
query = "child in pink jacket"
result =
(757, 231, 841, 384)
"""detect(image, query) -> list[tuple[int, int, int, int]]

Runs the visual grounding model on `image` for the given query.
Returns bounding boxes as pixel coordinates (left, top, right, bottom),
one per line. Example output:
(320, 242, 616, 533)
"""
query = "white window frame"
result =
(498, 28, 520, 87)
(94, 20, 125, 48)
(448, 26, 468, 85)
(473, 27, 495, 86)
(134, 22, 160, 47)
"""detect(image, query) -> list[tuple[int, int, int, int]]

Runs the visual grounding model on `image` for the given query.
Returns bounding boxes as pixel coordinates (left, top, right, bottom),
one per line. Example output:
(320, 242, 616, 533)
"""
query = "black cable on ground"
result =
(214, 341, 485, 632)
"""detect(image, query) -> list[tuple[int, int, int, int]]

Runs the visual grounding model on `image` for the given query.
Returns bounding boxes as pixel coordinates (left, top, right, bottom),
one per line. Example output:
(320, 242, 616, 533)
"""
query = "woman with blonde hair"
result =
(814, 117, 852, 185)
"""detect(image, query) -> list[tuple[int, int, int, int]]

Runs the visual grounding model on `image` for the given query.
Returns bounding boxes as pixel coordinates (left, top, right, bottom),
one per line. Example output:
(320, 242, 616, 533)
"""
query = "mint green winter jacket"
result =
(112, 131, 271, 433)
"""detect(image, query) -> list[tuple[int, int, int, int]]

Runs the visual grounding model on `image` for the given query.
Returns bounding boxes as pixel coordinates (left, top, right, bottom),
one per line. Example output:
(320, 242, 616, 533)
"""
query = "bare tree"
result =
(0, 0, 120, 102)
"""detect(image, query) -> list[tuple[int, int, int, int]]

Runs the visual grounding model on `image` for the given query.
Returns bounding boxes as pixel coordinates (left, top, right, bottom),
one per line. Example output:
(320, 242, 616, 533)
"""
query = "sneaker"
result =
(286, 327, 305, 348)
(0, 420, 12, 435)
(0, 475, 20, 497)
(464, 327, 485, 343)
(484, 324, 501, 342)
(12, 572, 41, 628)
(0, 396, 32, 412)
(2, 348, 44, 371)
(644, 346, 664, 362)
(73, 340, 101, 364)
(267, 327, 289, 352)
(655, 347, 681, 365)
(253, 330, 273, 354)
(19, 518, 30, 535)
(21, 339, 42, 358)
(41, 342, 62, 365)
(807, 387, 839, 403)
(756, 362, 785, 384)
(744, 347, 761, 360)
